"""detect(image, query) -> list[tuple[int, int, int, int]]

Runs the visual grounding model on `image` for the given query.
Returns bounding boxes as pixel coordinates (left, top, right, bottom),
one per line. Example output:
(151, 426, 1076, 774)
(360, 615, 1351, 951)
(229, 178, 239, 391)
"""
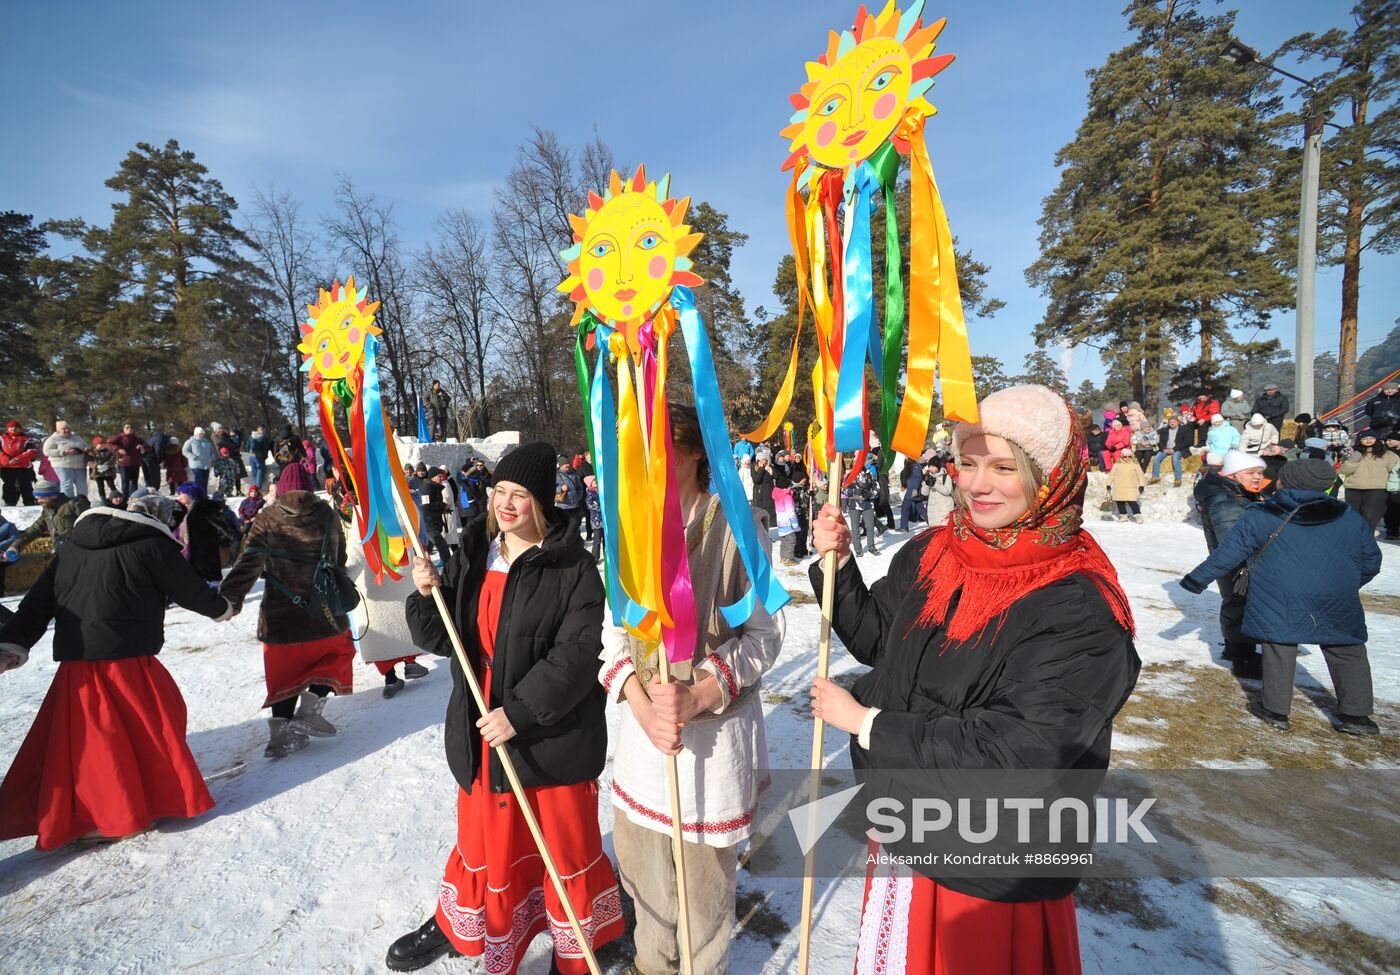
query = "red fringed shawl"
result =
(914, 407, 1135, 646)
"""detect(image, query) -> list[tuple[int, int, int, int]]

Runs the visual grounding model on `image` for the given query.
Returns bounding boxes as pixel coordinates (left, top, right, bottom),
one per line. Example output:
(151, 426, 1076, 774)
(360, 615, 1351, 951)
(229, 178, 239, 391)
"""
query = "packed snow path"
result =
(2, 489, 1397, 974)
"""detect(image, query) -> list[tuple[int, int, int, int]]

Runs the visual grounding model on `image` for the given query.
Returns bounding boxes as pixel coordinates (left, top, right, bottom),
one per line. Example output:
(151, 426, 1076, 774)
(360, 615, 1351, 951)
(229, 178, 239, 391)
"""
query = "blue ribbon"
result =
(834, 162, 877, 453)
(671, 286, 791, 626)
(361, 335, 411, 548)
(589, 322, 648, 631)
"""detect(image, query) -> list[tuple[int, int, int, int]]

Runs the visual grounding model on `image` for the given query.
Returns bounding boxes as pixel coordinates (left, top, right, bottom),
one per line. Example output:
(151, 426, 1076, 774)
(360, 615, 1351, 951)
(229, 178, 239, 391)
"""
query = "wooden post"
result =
(797, 451, 844, 974)
(634, 356, 694, 975)
(390, 489, 603, 975)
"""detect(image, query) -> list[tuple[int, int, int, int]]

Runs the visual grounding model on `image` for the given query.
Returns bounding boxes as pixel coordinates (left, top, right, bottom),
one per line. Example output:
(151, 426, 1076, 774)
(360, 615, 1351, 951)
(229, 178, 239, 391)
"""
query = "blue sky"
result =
(5, 0, 1393, 389)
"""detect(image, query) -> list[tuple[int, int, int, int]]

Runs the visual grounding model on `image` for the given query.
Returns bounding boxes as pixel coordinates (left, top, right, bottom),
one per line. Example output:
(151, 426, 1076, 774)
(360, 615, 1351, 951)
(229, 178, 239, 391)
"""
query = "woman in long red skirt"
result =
(809, 385, 1141, 975)
(388, 441, 623, 975)
(221, 462, 355, 758)
(0, 495, 236, 850)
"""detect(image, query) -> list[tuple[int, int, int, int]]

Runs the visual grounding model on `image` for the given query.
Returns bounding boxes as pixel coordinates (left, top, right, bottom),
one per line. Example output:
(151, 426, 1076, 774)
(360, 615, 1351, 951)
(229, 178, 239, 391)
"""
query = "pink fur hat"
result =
(952, 384, 1072, 476)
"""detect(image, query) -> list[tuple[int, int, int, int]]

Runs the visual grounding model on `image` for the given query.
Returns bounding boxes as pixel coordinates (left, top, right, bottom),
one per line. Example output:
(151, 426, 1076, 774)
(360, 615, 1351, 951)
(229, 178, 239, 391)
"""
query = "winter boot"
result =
(291, 691, 336, 737)
(265, 718, 310, 759)
(403, 660, 430, 680)
(1334, 715, 1380, 737)
(1146, 476, 1161, 485)
(386, 916, 461, 972)
(1248, 703, 1290, 732)
(384, 673, 405, 698)
(1172, 478, 1183, 487)
(1132, 514, 1144, 524)
(1116, 514, 1128, 523)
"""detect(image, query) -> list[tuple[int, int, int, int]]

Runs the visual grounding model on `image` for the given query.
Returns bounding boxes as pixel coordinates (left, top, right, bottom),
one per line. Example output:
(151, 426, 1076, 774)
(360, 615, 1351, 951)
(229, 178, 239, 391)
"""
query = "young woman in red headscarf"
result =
(809, 384, 1140, 975)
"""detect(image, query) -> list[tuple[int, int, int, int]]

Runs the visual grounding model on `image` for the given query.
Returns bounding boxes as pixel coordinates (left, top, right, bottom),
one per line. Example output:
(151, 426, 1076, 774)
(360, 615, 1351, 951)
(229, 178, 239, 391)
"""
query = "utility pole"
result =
(1295, 104, 1325, 417)
(1221, 38, 1324, 417)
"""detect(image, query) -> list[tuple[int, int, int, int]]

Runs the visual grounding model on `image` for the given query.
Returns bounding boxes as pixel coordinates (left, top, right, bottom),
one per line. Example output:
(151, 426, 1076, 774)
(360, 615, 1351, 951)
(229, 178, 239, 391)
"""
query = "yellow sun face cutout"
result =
(782, 0, 955, 171)
(298, 276, 382, 385)
(559, 166, 704, 326)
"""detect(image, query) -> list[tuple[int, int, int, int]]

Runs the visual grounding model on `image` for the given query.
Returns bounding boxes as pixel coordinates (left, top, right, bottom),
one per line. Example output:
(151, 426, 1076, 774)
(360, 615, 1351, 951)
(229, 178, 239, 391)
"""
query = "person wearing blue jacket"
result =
(1204, 414, 1241, 458)
(1182, 458, 1382, 736)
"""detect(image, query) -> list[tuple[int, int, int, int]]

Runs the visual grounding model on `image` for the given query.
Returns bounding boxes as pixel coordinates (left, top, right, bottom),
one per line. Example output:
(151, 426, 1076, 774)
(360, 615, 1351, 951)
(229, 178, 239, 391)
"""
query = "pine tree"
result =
(1014, 349, 1070, 395)
(1281, 0, 1400, 404)
(666, 201, 759, 422)
(76, 139, 275, 428)
(0, 213, 44, 380)
(1028, 0, 1294, 412)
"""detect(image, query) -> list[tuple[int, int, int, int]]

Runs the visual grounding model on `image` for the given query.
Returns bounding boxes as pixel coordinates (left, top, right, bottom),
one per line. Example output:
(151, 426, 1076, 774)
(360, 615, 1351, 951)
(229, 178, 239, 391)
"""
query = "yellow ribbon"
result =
(743, 163, 810, 443)
(613, 333, 661, 644)
(892, 113, 979, 457)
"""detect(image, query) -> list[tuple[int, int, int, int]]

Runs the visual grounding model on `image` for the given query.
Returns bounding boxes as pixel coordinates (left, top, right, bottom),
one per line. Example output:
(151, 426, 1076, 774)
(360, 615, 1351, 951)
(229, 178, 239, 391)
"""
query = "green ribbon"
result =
(870, 141, 905, 474)
(575, 311, 600, 452)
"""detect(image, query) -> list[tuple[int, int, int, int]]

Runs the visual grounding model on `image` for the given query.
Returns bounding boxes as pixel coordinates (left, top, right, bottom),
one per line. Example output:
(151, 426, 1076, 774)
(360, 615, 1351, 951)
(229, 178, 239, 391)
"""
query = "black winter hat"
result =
(1278, 458, 1336, 493)
(494, 442, 559, 511)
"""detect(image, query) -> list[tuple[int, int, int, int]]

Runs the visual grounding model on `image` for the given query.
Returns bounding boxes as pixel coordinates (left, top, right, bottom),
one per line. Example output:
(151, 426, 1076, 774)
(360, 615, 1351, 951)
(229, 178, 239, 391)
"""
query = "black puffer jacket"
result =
(0, 508, 231, 662)
(405, 510, 607, 794)
(220, 490, 349, 644)
(1193, 470, 1264, 552)
(1365, 391, 1400, 431)
(811, 531, 1140, 903)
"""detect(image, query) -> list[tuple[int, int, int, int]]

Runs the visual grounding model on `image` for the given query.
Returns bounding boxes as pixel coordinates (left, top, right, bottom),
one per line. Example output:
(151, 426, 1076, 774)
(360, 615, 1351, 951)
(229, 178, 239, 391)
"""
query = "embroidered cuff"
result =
(697, 653, 738, 715)
(601, 657, 635, 703)
(0, 643, 29, 668)
(857, 706, 882, 751)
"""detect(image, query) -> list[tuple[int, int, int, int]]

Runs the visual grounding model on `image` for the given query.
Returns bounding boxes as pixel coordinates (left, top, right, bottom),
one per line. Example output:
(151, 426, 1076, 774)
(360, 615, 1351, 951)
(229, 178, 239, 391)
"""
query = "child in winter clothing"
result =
(88, 438, 117, 501)
(212, 447, 241, 497)
(583, 475, 602, 562)
(1108, 447, 1148, 522)
(238, 485, 266, 525)
(1205, 415, 1242, 457)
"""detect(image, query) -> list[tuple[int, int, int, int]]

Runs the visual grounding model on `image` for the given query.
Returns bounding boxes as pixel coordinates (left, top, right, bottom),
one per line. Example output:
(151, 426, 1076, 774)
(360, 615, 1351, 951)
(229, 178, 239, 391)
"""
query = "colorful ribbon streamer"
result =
(672, 286, 791, 627)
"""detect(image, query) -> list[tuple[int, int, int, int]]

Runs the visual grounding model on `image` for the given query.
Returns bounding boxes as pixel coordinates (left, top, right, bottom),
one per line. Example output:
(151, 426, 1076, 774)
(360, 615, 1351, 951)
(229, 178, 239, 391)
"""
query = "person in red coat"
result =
(1, 420, 38, 506)
(0, 495, 236, 850)
(1191, 393, 1221, 447)
(808, 384, 1139, 975)
(1100, 417, 1132, 471)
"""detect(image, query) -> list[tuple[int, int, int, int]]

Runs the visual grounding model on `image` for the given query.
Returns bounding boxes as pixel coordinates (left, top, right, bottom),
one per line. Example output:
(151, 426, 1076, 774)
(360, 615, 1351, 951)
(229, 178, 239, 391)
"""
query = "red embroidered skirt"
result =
(372, 654, 420, 676)
(433, 568, 623, 974)
(0, 657, 215, 851)
(854, 852, 1081, 975)
(262, 631, 355, 707)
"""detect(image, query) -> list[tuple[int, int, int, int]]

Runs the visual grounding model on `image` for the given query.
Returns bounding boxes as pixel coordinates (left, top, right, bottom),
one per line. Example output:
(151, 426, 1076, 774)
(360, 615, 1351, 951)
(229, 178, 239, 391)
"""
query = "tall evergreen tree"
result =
(0, 213, 44, 380)
(1014, 349, 1070, 395)
(77, 139, 274, 428)
(1028, 0, 1294, 412)
(1281, 0, 1400, 403)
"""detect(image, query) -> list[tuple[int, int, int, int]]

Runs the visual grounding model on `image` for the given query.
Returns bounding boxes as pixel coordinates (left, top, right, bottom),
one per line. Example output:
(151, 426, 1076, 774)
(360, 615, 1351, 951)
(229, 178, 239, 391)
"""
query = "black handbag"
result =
(246, 512, 362, 624)
(1233, 505, 1305, 596)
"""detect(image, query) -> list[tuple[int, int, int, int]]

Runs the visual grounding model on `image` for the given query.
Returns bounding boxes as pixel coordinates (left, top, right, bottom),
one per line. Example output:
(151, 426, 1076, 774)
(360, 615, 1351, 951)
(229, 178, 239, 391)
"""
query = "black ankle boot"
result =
(386, 916, 460, 972)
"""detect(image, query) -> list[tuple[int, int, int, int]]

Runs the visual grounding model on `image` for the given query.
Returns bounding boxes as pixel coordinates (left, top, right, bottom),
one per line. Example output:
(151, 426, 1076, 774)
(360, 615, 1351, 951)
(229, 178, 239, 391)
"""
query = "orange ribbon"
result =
(892, 113, 978, 458)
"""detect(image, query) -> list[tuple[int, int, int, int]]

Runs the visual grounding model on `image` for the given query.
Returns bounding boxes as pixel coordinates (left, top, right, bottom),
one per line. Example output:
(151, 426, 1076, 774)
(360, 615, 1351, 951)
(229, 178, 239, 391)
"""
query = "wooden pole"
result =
(657, 653, 695, 975)
(390, 489, 603, 975)
(797, 451, 844, 975)
(634, 356, 694, 975)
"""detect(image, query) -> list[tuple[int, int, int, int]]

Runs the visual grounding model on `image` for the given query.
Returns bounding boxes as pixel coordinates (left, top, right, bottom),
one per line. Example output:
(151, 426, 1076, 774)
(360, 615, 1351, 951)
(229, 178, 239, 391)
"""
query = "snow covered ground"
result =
(1, 482, 1397, 974)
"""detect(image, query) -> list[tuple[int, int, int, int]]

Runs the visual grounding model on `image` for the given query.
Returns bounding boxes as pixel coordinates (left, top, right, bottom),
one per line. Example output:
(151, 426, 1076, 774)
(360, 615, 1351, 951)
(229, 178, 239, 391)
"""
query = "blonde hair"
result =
(952, 440, 1047, 515)
(485, 488, 549, 541)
